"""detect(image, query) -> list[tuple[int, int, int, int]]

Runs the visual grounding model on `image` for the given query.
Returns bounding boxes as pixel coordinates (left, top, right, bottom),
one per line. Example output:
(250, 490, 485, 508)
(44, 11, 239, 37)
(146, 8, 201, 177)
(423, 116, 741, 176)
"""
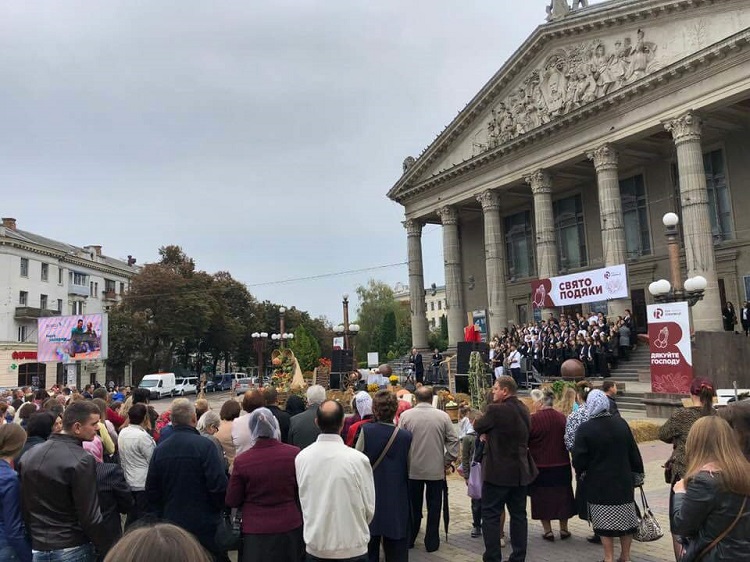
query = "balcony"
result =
(103, 289, 118, 301)
(15, 307, 62, 320)
(68, 284, 89, 297)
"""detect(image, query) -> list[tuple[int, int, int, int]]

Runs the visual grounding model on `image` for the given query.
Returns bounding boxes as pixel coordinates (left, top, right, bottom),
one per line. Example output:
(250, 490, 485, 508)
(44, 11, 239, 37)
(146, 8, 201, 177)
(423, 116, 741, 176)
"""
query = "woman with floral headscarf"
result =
(225, 407, 303, 562)
(572, 390, 644, 562)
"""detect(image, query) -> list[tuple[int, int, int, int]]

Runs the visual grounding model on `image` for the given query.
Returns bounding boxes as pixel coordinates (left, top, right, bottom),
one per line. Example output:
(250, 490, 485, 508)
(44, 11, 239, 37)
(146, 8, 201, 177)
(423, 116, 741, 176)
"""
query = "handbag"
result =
(693, 496, 747, 562)
(215, 510, 241, 552)
(467, 461, 483, 500)
(634, 486, 664, 542)
(371, 426, 399, 471)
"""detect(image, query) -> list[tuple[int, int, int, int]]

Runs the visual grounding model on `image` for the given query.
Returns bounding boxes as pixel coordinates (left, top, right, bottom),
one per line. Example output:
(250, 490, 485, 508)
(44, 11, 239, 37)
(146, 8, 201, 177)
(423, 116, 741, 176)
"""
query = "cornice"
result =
(392, 27, 750, 203)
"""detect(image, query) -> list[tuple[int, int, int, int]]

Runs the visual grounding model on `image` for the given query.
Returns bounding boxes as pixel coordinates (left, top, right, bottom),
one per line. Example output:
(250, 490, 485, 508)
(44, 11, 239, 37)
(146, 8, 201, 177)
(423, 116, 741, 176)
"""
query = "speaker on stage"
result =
(456, 342, 490, 373)
(332, 349, 354, 373)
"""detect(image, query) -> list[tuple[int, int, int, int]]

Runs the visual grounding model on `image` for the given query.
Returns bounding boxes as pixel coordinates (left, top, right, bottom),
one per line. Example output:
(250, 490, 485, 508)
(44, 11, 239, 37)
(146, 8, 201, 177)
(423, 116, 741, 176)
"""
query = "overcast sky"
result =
(1, 1, 605, 323)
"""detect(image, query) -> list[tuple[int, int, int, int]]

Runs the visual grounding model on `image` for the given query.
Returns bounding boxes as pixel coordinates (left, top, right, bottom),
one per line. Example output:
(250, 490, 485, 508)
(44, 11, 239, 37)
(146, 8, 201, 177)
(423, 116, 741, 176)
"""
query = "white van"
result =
(174, 376, 198, 396)
(138, 373, 176, 400)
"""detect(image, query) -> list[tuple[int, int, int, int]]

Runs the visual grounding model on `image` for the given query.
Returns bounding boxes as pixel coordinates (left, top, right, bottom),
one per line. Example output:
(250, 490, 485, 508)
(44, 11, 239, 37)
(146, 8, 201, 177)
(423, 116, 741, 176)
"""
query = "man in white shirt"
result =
(296, 400, 375, 561)
(117, 403, 156, 528)
(507, 344, 524, 389)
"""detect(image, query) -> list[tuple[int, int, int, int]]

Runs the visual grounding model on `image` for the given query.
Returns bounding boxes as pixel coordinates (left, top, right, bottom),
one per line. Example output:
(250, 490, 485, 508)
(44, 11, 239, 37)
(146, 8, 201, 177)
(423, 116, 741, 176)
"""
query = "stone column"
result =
(587, 144, 631, 319)
(404, 219, 429, 350)
(664, 111, 723, 332)
(437, 205, 466, 346)
(525, 170, 559, 319)
(477, 190, 508, 336)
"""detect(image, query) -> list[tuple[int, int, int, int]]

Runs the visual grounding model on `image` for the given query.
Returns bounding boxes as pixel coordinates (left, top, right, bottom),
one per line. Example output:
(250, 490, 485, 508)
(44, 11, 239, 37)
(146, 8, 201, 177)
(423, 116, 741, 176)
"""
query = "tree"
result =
(354, 279, 412, 362)
(379, 310, 397, 357)
(290, 324, 321, 372)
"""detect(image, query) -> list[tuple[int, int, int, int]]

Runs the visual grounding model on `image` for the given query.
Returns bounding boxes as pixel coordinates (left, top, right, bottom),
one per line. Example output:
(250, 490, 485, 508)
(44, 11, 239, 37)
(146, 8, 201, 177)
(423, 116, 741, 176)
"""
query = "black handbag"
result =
(215, 511, 241, 552)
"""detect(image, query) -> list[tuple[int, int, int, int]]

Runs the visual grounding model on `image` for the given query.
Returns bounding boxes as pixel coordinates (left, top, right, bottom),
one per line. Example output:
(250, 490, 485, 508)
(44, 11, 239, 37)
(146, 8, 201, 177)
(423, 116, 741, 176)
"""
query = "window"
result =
(105, 279, 116, 293)
(57, 299, 63, 312)
(120, 282, 125, 294)
(71, 272, 87, 286)
(554, 194, 587, 270)
(704, 149, 733, 241)
(504, 210, 536, 279)
(430, 302, 435, 312)
(40, 294, 48, 310)
(71, 301, 84, 315)
(58, 267, 63, 284)
(18, 326, 27, 342)
(41, 263, 49, 282)
(90, 281, 94, 297)
(19, 291, 28, 305)
(20, 258, 29, 277)
(437, 300, 442, 310)
(620, 174, 651, 258)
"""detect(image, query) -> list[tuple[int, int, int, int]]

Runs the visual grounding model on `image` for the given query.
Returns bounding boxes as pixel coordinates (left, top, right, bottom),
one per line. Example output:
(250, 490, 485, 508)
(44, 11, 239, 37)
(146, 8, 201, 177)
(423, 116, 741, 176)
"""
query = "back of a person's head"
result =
(132, 388, 150, 405)
(128, 403, 148, 426)
(34, 389, 49, 402)
(306, 385, 326, 406)
(170, 398, 195, 427)
(415, 386, 433, 404)
(26, 411, 56, 440)
(18, 402, 36, 420)
(241, 390, 265, 414)
(316, 400, 344, 434)
(718, 399, 750, 459)
(93, 387, 108, 400)
(0, 423, 27, 458)
(372, 390, 398, 423)
(43, 398, 64, 418)
(263, 387, 278, 405)
(196, 410, 220, 433)
(689, 377, 716, 416)
(92, 398, 108, 420)
(103, 523, 212, 562)
(219, 399, 241, 421)
(62, 401, 100, 432)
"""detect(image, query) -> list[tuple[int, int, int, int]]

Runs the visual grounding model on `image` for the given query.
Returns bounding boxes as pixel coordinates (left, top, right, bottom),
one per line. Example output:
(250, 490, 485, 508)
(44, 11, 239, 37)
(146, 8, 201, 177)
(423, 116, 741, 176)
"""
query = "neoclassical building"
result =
(388, 0, 750, 349)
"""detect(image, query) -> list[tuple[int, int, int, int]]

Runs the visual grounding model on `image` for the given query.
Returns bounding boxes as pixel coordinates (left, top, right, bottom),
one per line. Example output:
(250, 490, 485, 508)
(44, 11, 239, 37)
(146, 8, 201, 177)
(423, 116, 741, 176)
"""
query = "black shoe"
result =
(587, 534, 601, 544)
(471, 527, 481, 538)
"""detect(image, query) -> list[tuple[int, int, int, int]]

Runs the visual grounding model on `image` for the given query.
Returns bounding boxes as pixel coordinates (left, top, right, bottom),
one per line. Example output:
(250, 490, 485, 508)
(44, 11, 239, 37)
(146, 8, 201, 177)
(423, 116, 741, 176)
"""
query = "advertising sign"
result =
(531, 264, 629, 308)
(37, 314, 109, 362)
(647, 302, 693, 393)
(472, 310, 487, 342)
(332, 337, 344, 351)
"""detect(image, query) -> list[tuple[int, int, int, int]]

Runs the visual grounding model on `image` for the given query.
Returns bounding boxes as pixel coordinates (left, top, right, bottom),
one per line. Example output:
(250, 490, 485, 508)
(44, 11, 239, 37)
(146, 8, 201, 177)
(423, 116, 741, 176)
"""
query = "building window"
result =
(704, 149, 733, 242)
(41, 263, 49, 282)
(71, 272, 87, 286)
(19, 291, 28, 305)
(90, 281, 94, 297)
(57, 299, 63, 311)
(620, 174, 651, 258)
(437, 300, 442, 310)
(430, 302, 435, 311)
(40, 294, 48, 310)
(105, 279, 116, 293)
(20, 258, 29, 277)
(71, 301, 84, 315)
(554, 194, 587, 270)
(58, 267, 63, 284)
(18, 326, 27, 342)
(505, 210, 536, 280)
(120, 282, 125, 294)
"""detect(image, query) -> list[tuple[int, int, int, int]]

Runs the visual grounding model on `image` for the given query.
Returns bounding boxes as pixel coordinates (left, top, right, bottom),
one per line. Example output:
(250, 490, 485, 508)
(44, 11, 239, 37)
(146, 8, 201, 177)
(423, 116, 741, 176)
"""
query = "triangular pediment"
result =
(389, 0, 750, 202)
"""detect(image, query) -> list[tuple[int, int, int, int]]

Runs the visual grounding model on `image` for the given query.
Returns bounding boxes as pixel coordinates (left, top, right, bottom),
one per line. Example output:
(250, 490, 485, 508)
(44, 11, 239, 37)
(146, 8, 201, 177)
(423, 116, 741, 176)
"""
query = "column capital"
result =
(476, 190, 501, 212)
(664, 111, 702, 145)
(437, 206, 459, 226)
(587, 143, 618, 172)
(402, 218, 423, 237)
(524, 169, 552, 195)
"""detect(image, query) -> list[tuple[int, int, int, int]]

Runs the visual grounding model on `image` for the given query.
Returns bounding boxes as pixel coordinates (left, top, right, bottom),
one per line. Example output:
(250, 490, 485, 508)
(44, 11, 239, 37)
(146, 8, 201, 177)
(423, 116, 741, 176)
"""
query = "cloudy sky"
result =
(1, 1, 604, 323)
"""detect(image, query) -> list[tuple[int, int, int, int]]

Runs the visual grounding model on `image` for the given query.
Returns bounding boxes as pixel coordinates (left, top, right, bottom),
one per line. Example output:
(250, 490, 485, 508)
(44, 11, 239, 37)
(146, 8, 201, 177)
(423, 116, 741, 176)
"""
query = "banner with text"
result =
(647, 302, 693, 394)
(531, 264, 629, 308)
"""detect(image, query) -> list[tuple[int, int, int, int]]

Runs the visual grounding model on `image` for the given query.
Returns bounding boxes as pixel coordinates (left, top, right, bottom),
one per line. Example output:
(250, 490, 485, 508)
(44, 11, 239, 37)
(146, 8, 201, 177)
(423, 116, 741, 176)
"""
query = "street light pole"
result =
(336, 294, 360, 372)
(342, 296, 350, 351)
(252, 332, 269, 380)
(279, 307, 286, 348)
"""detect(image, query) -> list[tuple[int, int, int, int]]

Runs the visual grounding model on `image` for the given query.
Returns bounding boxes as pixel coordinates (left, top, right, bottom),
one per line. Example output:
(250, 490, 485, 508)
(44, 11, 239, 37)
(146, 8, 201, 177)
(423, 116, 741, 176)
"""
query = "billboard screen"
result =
(37, 314, 108, 362)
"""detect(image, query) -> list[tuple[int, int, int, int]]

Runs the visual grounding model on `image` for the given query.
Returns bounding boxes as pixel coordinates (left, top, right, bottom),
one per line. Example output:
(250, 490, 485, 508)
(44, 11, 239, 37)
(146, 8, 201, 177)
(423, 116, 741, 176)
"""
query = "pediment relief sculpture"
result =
(478, 28, 659, 155)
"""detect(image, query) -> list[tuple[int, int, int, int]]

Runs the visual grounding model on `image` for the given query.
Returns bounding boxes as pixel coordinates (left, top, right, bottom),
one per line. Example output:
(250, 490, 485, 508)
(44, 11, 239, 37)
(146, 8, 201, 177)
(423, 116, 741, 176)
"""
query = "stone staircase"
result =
(605, 344, 650, 415)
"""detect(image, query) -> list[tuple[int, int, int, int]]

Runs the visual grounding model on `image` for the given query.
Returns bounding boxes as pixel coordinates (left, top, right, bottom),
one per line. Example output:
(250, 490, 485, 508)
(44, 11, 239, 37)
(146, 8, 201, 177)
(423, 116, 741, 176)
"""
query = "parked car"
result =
(234, 377, 258, 395)
(204, 379, 217, 393)
(213, 372, 246, 392)
(173, 377, 198, 396)
(138, 373, 176, 400)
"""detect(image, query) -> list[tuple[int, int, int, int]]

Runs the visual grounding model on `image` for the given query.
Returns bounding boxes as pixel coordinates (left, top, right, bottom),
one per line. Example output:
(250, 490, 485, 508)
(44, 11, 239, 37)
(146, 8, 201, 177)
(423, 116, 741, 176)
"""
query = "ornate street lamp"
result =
(648, 213, 708, 307)
(271, 307, 294, 348)
(251, 332, 269, 380)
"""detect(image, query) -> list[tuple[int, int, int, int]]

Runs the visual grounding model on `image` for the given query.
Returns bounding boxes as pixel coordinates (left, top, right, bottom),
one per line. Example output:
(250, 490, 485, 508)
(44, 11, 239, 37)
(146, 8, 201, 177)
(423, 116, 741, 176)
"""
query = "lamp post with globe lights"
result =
(271, 307, 294, 349)
(648, 213, 708, 307)
(335, 295, 360, 371)
(251, 332, 269, 380)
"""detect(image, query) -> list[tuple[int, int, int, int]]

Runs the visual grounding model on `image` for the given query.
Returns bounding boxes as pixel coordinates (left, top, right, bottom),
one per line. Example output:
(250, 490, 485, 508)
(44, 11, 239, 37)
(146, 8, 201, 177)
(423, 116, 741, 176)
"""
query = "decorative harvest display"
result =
(468, 351, 490, 411)
(389, 375, 399, 386)
(271, 348, 306, 393)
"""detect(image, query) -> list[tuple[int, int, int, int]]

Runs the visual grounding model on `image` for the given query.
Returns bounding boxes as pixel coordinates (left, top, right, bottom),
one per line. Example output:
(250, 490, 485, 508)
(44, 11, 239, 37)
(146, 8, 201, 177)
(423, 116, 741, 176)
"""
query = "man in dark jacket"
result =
(145, 398, 228, 559)
(289, 385, 326, 450)
(264, 387, 291, 443)
(602, 380, 621, 418)
(473, 376, 538, 562)
(18, 401, 107, 560)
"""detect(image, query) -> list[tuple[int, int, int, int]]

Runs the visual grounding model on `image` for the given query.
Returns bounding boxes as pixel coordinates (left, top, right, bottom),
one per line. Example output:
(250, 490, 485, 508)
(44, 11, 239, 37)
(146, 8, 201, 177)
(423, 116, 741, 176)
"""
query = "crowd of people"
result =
(1, 361, 749, 562)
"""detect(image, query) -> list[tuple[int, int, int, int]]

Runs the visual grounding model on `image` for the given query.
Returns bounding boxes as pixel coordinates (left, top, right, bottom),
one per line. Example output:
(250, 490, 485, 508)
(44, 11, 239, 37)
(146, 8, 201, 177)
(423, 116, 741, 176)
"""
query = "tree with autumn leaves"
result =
(106, 245, 333, 381)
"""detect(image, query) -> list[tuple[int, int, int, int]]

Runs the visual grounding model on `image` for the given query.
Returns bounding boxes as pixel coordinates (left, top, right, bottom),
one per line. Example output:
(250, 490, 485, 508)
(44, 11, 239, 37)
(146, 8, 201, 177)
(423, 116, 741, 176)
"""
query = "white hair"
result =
(196, 410, 220, 433)
(529, 389, 544, 404)
(171, 398, 196, 426)
(306, 385, 326, 406)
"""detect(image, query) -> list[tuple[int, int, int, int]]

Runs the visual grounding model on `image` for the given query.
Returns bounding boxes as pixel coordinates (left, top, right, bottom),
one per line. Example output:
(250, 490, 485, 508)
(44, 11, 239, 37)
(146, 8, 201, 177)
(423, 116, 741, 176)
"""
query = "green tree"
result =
(290, 324, 321, 372)
(379, 310, 397, 357)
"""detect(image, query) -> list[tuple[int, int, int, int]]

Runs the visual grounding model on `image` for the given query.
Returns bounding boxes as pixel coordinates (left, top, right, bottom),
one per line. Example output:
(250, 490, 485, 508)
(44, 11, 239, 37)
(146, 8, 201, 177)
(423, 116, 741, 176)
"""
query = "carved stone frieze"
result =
(481, 28, 659, 154)
(587, 144, 619, 172)
(524, 169, 553, 194)
(476, 190, 501, 212)
(664, 111, 703, 145)
(403, 219, 423, 237)
(437, 206, 459, 226)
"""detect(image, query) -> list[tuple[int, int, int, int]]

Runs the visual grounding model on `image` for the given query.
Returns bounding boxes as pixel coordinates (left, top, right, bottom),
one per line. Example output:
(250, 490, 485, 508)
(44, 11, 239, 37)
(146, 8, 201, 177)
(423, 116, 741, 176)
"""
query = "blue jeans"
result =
(0, 544, 22, 562)
(33, 543, 94, 562)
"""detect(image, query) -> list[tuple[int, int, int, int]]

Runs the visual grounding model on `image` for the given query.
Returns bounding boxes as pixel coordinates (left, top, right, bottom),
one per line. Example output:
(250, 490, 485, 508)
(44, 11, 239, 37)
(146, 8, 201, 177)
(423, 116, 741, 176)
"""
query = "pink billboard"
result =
(647, 302, 693, 394)
(37, 314, 109, 362)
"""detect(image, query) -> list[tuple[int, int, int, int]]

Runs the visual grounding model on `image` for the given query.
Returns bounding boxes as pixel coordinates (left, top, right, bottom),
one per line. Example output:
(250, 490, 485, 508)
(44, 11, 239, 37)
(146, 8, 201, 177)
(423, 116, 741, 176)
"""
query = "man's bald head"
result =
(415, 385, 433, 404)
(315, 399, 345, 434)
(378, 364, 392, 377)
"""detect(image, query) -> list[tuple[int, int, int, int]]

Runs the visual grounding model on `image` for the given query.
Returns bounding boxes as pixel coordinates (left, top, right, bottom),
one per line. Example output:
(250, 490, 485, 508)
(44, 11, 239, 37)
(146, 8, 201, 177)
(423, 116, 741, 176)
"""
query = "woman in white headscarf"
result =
(572, 390, 645, 562)
(225, 408, 304, 562)
(346, 391, 374, 446)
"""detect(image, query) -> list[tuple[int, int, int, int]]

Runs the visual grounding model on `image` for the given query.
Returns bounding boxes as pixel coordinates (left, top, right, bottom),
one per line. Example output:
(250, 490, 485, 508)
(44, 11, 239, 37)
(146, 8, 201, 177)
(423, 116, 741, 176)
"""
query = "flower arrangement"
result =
(318, 357, 332, 370)
(389, 375, 399, 386)
(367, 383, 379, 393)
(270, 349, 295, 391)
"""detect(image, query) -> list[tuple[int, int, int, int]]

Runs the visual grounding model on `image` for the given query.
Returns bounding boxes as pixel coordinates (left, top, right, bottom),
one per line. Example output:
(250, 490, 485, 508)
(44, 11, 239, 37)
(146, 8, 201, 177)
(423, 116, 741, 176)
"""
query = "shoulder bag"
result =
(693, 496, 747, 562)
(634, 486, 664, 542)
(371, 426, 399, 471)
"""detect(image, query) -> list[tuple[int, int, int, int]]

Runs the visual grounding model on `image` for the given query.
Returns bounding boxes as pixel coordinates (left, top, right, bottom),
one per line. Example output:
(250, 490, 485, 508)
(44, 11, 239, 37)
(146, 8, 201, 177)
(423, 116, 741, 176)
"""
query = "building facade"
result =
(388, 0, 750, 348)
(394, 282, 447, 330)
(0, 217, 137, 388)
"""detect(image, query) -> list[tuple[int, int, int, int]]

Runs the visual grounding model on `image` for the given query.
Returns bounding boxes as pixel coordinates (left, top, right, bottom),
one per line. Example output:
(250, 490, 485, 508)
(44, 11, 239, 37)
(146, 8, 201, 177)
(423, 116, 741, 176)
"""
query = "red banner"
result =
(647, 302, 693, 393)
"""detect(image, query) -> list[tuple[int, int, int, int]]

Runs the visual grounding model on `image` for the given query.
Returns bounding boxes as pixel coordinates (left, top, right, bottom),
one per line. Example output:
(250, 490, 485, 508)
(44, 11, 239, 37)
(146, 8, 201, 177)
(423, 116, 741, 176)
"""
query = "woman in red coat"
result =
(225, 408, 304, 562)
(528, 389, 576, 541)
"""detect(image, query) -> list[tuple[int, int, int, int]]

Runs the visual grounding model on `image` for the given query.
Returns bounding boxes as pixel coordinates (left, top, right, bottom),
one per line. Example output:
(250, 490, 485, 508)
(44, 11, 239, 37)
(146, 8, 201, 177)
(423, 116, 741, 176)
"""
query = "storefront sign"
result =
(647, 301, 693, 393)
(11, 351, 37, 360)
(531, 264, 629, 308)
